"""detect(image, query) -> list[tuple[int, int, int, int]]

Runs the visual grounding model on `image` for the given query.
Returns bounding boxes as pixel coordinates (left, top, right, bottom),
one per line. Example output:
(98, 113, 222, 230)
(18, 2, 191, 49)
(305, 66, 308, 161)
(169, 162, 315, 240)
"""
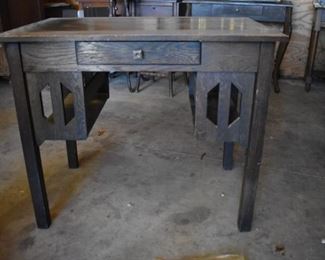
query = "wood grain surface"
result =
(0, 17, 287, 42)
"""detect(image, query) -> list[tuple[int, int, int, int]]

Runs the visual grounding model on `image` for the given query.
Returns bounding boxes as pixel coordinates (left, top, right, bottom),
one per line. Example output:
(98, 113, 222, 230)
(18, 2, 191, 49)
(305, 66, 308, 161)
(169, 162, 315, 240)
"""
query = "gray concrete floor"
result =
(0, 75, 324, 260)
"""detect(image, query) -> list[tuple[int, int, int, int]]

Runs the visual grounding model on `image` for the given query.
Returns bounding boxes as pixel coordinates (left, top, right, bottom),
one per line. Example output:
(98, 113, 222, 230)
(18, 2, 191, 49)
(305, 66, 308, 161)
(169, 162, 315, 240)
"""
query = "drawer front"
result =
(191, 4, 212, 16)
(261, 6, 286, 22)
(136, 4, 174, 16)
(218, 5, 263, 16)
(77, 42, 201, 65)
(192, 4, 263, 17)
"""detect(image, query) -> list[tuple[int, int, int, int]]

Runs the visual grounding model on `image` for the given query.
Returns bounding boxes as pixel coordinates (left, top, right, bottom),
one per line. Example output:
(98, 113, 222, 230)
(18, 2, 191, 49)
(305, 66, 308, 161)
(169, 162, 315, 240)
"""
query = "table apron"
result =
(21, 41, 260, 73)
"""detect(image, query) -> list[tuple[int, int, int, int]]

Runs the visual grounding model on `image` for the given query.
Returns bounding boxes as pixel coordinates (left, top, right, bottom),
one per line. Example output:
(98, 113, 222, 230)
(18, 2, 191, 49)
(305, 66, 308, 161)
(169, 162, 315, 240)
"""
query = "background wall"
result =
(281, 0, 325, 78)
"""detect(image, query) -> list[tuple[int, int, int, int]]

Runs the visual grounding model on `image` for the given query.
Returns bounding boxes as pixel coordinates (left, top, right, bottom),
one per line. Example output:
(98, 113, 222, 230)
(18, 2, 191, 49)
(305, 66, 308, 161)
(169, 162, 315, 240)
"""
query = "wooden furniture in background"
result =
(129, 0, 181, 96)
(130, 0, 180, 16)
(0, 0, 43, 30)
(304, 1, 325, 92)
(0, 0, 43, 77)
(0, 17, 286, 232)
(182, 0, 293, 93)
(44, 0, 80, 9)
(77, 0, 114, 16)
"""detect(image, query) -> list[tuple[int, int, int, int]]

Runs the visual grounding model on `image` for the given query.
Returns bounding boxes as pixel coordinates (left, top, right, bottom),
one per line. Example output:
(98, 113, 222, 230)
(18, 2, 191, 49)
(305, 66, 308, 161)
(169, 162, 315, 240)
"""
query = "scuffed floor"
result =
(0, 75, 324, 260)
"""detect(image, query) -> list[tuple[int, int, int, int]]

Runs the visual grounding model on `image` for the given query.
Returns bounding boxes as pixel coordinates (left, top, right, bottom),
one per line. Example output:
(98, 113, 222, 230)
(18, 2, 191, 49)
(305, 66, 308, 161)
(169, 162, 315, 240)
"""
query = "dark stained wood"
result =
(223, 142, 234, 171)
(6, 43, 51, 229)
(0, 0, 42, 31)
(26, 72, 87, 144)
(77, 41, 200, 65)
(25, 71, 109, 144)
(238, 43, 275, 232)
(66, 140, 79, 169)
(182, 0, 293, 93)
(0, 17, 287, 43)
(304, 5, 325, 91)
(201, 42, 259, 72)
(22, 42, 77, 72)
(195, 72, 255, 147)
(132, 0, 179, 16)
(182, 0, 292, 23)
(272, 6, 293, 93)
(21, 42, 263, 73)
(0, 17, 283, 231)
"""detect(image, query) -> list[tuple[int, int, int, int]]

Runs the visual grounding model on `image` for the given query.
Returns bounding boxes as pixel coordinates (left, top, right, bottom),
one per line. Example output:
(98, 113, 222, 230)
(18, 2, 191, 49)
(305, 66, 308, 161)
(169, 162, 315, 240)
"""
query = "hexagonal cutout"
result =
(228, 83, 242, 126)
(61, 83, 75, 126)
(206, 84, 220, 126)
(40, 84, 54, 123)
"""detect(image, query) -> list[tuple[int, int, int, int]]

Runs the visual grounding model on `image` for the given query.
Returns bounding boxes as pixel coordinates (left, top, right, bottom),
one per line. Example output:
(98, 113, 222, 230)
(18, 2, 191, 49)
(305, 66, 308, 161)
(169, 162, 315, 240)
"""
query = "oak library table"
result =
(0, 17, 286, 232)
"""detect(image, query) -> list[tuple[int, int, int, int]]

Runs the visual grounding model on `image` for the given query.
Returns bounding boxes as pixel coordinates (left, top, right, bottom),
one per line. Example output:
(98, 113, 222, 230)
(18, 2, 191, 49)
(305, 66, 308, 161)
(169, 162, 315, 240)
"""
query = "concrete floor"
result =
(0, 75, 324, 260)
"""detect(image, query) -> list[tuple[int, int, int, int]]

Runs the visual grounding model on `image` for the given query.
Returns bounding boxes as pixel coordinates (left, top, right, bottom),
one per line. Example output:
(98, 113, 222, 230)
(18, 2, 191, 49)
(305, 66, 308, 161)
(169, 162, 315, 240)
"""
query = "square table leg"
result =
(6, 43, 51, 228)
(238, 43, 274, 232)
(223, 142, 234, 170)
(66, 140, 79, 169)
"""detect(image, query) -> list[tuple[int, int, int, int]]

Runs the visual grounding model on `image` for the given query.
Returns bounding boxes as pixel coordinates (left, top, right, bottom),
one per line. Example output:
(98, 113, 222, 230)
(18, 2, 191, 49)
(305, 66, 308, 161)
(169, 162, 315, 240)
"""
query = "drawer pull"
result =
(133, 49, 144, 60)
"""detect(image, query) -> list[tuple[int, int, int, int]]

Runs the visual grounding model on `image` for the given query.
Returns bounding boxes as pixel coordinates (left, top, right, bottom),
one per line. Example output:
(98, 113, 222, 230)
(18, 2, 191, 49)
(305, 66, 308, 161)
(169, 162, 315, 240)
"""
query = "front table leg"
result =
(6, 43, 51, 228)
(238, 43, 274, 231)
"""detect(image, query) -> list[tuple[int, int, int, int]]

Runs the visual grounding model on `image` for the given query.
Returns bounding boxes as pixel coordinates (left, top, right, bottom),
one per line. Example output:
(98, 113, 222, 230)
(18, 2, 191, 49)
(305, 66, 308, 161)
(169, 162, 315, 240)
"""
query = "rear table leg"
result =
(223, 142, 234, 170)
(66, 140, 79, 169)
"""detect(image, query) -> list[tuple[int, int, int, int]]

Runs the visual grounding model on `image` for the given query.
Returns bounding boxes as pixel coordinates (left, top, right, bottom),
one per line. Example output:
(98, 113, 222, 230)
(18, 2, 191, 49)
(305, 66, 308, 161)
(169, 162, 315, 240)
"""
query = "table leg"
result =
(238, 43, 274, 232)
(272, 7, 292, 93)
(66, 140, 79, 169)
(130, 0, 135, 16)
(223, 142, 234, 170)
(6, 43, 51, 228)
(169, 72, 174, 97)
(127, 72, 140, 93)
(124, 0, 130, 16)
(188, 72, 196, 125)
(173, 2, 179, 16)
(305, 9, 322, 92)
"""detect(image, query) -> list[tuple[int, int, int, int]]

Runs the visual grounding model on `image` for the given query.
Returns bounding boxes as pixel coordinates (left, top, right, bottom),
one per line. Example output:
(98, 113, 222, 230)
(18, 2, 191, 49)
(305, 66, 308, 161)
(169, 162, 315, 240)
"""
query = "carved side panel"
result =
(26, 72, 87, 144)
(195, 72, 255, 147)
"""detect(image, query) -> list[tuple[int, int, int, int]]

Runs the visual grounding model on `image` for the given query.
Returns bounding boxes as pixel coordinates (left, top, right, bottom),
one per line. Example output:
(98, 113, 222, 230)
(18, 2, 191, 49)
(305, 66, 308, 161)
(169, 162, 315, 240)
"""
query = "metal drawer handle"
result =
(133, 49, 144, 60)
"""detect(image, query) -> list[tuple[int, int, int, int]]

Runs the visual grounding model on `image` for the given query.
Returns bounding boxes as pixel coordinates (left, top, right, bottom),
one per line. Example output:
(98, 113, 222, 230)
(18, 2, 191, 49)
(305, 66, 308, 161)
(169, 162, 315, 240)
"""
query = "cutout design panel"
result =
(195, 72, 255, 147)
(228, 83, 242, 126)
(26, 72, 86, 144)
(206, 84, 220, 126)
(60, 83, 75, 126)
(40, 84, 54, 122)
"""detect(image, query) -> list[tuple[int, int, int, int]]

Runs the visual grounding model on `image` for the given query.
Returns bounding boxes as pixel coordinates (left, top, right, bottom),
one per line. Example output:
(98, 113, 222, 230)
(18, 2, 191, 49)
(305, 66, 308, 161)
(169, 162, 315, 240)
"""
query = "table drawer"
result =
(77, 41, 201, 65)
(219, 5, 263, 16)
(192, 4, 263, 17)
(135, 4, 174, 16)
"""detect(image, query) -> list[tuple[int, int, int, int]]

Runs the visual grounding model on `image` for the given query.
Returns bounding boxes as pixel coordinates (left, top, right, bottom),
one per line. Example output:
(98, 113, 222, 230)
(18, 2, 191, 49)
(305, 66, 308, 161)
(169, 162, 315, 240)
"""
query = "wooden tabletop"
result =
(0, 17, 287, 42)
